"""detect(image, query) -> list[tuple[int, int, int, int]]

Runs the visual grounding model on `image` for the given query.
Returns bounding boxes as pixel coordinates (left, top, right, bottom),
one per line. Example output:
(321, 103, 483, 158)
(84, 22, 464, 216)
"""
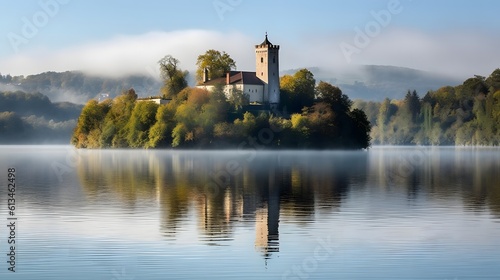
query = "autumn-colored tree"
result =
(71, 99, 111, 148)
(280, 69, 316, 113)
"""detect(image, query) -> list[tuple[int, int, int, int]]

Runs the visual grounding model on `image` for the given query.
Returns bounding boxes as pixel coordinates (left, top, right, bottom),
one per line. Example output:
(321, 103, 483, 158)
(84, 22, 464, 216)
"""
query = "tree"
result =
(404, 90, 421, 123)
(348, 108, 371, 149)
(100, 88, 137, 148)
(376, 98, 395, 144)
(280, 69, 316, 113)
(146, 103, 176, 148)
(227, 85, 249, 111)
(126, 101, 159, 148)
(71, 99, 110, 148)
(196, 49, 236, 82)
(0, 112, 28, 143)
(316, 81, 352, 112)
(486, 69, 500, 92)
(159, 55, 188, 98)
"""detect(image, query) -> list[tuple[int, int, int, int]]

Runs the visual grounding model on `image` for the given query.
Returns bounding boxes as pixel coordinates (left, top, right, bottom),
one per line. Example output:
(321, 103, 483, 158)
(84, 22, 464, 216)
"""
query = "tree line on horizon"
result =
(70, 51, 372, 150)
(0, 71, 162, 103)
(354, 69, 500, 145)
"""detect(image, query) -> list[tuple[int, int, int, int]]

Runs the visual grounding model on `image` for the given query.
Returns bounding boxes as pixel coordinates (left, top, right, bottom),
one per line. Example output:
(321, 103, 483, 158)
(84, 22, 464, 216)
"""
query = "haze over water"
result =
(0, 146, 499, 279)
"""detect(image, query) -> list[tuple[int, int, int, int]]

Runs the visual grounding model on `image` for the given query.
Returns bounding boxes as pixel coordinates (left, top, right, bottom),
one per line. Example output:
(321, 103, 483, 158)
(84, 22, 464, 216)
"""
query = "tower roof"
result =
(256, 33, 279, 48)
(260, 34, 272, 46)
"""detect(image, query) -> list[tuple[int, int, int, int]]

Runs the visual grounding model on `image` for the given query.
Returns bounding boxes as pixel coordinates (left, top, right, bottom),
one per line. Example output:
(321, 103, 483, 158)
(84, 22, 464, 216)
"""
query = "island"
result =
(71, 35, 372, 149)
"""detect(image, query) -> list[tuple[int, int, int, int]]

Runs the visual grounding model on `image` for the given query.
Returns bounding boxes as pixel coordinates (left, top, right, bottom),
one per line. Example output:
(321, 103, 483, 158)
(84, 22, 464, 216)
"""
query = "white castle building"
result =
(197, 34, 280, 107)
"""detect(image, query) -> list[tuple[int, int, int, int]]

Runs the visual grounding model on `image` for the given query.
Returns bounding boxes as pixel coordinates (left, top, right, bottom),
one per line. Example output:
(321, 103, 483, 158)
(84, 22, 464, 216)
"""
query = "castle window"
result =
(261, 72, 263, 76)
(261, 57, 263, 63)
(273, 56, 276, 63)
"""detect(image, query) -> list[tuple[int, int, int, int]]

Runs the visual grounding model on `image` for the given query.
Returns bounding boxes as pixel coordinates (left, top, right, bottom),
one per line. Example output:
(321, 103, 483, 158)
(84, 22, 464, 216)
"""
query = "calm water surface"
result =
(0, 146, 499, 279)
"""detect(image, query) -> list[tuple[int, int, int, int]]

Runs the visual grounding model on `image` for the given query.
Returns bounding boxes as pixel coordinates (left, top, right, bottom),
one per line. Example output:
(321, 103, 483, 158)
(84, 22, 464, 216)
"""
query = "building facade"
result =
(197, 34, 280, 106)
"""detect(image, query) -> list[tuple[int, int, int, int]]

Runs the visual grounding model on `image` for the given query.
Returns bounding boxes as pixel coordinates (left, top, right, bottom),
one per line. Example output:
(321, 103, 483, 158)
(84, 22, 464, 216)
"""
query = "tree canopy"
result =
(195, 49, 236, 82)
(280, 68, 316, 113)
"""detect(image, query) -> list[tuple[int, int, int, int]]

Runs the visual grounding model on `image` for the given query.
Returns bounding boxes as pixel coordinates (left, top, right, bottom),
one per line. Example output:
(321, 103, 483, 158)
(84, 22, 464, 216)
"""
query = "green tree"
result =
(486, 69, 500, 92)
(146, 103, 176, 148)
(126, 101, 159, 148)
(316, 81, 351, 112)
(159, 55, 188, 99)
(100, 88, 137, 148)
(196, 49, 236, 82)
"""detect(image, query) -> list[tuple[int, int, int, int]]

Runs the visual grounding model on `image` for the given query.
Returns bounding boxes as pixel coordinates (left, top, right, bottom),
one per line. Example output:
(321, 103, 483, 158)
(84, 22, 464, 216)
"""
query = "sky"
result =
(1, 0, 500, 80)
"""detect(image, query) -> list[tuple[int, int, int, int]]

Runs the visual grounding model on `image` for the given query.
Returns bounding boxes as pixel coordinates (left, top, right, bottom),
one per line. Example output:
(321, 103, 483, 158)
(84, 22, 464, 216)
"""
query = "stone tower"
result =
(255, 34, 280, 106)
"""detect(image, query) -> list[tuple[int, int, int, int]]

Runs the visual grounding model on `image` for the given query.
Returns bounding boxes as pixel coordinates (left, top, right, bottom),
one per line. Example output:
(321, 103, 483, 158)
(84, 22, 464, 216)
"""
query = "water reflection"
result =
(75, 147, 500, 260)
(367, 147, 500, 217)
(76, 150, 367, 257)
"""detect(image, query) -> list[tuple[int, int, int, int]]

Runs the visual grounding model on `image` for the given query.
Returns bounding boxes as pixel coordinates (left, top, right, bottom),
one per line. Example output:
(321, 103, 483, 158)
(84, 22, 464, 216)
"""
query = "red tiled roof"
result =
(199, 71, 265, 86)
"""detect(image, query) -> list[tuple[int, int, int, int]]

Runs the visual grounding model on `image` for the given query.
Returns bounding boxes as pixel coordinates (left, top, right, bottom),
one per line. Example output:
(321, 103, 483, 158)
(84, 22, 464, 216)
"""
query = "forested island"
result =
(70, 52, 372, 149)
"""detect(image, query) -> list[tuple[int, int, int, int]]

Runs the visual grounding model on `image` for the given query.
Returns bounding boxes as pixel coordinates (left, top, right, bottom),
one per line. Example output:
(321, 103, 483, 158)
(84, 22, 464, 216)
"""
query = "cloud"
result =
(0, 30, 256, 78)
(334, 27, 500, 79)
(1, 28, 499, 80)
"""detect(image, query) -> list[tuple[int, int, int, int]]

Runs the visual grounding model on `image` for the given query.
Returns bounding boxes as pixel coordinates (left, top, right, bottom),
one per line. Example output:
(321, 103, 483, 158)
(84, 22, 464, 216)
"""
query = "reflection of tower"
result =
(254, 170, 280, 259)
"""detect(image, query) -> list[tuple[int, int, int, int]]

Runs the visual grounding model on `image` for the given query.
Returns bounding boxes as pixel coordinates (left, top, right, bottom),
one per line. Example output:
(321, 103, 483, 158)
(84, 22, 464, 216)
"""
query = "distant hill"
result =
(282, 65, 462, 101)
(0, 66, 462, 104)
(0, 71, 163, 104)
(0, 91, 83, 144)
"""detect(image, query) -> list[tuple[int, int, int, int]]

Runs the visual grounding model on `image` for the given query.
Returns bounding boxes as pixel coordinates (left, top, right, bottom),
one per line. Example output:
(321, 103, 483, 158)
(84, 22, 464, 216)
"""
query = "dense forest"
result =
(71, 53, 371, 149)
(0, 91, 83, 144)
(354, 69, 500, 145)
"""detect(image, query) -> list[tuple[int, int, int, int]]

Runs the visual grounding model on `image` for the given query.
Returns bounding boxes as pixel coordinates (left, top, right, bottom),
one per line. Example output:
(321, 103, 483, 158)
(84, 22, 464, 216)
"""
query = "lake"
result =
(0, 146, 499, 279)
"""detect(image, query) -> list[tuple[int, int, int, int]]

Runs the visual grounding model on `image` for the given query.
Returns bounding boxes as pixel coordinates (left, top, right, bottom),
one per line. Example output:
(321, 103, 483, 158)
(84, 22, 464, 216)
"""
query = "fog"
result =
(1, 29, 499, 81)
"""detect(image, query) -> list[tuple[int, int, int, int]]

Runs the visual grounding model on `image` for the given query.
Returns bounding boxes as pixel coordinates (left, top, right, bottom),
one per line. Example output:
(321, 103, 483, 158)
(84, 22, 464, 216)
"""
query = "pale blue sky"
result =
(2, 0, 500, 78)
